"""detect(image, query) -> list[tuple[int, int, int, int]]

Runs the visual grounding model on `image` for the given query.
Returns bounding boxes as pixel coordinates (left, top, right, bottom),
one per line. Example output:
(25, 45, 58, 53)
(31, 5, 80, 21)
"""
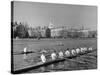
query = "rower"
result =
(65, 48, 70, 57)
(51, 50, 57, 60)
(40, 50, 47, 71)
(83, 47, 87, 53)
(88, 47, 93, 51)
(23, 47, 27, 60)
(80, 47, 87, 54)
(24, 47, 27, 54)
(80, 47, 85, 54)
(75, 47, 81, 54)
(41, 52, 46, 63)
(58, 50, 64, 59)
(50, 50, 57, 69)
(71, 48, 76, 56)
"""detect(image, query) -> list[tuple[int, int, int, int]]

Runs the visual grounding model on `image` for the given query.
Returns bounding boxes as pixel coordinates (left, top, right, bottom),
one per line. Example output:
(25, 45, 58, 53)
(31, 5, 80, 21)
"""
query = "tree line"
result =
(12, 22, 51, 39)
(12, 22, 97, 39)
(12, 22, 29, 38)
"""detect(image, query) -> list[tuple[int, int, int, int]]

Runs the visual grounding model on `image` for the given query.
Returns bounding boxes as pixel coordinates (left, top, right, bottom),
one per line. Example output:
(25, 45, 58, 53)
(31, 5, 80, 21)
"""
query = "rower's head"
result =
(40, 49, 46, 55)
(53, 50, 56, 53)
(67, 48, 69, 50)
(41, 51, 46, 55)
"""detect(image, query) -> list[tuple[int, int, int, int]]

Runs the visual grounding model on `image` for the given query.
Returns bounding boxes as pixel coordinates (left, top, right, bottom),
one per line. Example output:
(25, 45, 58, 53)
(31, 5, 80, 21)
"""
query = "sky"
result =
(13, 1, 97, 30)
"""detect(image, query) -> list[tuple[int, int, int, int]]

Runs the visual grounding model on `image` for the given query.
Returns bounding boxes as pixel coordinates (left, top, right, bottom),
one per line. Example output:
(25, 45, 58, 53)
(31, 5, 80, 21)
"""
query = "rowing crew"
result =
(40, 47, 93, 63)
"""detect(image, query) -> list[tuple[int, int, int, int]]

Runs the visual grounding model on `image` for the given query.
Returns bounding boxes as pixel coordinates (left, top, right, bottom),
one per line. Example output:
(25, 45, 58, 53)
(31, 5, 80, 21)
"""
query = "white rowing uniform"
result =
(65, 50, 70, 57)
(24, 47, 27, 53)
(41, 54, 46, 63)
(71, 49, 76, 56)
(50, 52, 56, 69)
(88, 47, 93, 51)
(76, 48, 80, 54)
(83, 47, 87, 52)
(58, 51, 64, 58)
(80, 48, 84, 53)
(81, 47, 87, 53)
(51, 52, 57, 60)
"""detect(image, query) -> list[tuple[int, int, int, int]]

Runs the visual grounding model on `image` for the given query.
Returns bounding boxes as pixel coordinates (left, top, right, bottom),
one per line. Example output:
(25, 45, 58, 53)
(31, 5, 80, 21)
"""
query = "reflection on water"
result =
(27, 62, 65, 73)
(21, 53, 66, 72)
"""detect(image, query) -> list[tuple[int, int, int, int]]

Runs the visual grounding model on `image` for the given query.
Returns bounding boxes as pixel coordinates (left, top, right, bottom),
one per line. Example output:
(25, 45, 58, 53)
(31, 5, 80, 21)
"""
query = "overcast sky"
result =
(13, 1, 97, 30)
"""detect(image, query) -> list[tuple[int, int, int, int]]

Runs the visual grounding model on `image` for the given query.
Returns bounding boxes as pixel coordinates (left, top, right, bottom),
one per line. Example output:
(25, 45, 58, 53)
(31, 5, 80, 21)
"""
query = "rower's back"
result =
(51, 51, 57, 60)
(65, 48, 70, 57)
(24, 47, 27, 53)
(71, 48, 77, 56)
(76, 48, 81, 54)
(58, 51, 64, 58)
(88, 47, 93, 51)
(41, 53, 46, 63)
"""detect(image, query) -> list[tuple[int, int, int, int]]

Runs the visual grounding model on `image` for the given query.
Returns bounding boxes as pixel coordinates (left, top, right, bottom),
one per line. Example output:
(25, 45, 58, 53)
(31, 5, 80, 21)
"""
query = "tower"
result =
(48, 17, 55, 29)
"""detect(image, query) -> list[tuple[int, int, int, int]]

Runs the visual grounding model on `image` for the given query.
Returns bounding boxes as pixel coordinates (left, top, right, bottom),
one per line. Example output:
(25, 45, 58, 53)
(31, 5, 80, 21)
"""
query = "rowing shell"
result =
(12, 58, 65, 74)
(12, 49, 96, 74)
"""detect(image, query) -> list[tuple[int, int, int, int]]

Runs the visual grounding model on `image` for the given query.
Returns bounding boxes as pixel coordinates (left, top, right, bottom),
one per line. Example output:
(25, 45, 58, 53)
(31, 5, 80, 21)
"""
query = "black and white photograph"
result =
(11, 1, 97, 74)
